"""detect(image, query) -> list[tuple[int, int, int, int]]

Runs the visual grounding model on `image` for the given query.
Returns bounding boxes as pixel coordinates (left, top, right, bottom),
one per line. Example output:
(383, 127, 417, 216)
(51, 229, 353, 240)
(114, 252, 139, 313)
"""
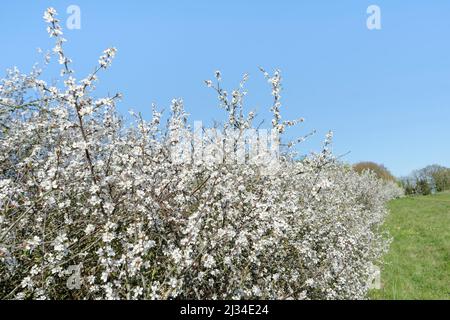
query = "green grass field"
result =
(371, 192, 450, 300)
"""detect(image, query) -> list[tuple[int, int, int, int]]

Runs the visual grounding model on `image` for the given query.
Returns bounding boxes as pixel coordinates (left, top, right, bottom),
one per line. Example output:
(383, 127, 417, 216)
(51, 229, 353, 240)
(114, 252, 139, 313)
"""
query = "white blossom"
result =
(0, 7, 401, 300)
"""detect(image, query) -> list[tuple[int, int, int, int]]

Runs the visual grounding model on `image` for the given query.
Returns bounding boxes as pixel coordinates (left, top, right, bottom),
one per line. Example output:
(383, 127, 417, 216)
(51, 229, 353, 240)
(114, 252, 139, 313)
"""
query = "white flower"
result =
(101, 272, 108, 283)
(102, 232, 115, 243)
(252, 286, 261, 296)
(170, 248, 183, 264)
(305, 278, 315, 287)
(99, 47, 117, 69)
(25, 236, 41, 250)
(43, 8, 57, 23)
(21, 276, 33, 289)
(84, 224, 95, 235)
(223, 256, 232, 266)
(132, 287, 143, 298)
(53, 234, 68, 252)
(169, 278, 178, 288)
(88, 196, 101, 206)
(203, 255, 215, 269)
(30, 265, 41, 276)
(89, 185, 100, 194)
(79, 106, 93, 116)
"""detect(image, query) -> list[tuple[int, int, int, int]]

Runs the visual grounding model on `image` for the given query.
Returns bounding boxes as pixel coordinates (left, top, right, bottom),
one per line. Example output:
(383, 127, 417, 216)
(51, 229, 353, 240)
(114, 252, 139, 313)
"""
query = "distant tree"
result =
(400, 179, 416, 195)
(416, 179, 432, 196)
(431, 168, 450, 192)
(353, 162, 396, 182)
(411, 164, 450, 193)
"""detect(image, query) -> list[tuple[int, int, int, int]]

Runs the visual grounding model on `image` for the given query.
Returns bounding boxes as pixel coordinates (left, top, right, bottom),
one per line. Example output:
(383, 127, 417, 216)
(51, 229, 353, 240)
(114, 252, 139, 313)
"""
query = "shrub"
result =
(403, 182, 416, 196)
(0, 8, 396, 300)
(353, 163, 403, 199)
(353, 162, 396, 182)
(415, 179, 432, 196)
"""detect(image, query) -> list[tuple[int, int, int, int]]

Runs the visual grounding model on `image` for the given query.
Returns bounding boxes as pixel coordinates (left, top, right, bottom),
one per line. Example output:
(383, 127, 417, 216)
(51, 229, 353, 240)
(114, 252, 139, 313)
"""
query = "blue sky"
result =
(1, 0, 449, 176)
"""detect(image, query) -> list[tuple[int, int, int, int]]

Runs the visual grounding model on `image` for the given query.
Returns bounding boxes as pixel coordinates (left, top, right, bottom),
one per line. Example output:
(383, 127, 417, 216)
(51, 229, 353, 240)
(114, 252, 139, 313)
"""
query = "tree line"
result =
(400, 165, 450, 196)
(353, 162, 450, 196)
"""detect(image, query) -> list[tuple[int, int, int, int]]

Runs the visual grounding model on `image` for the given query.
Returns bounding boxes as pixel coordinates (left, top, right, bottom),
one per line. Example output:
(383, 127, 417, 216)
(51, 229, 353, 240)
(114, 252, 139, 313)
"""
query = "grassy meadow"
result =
(371, 192, 450, 300)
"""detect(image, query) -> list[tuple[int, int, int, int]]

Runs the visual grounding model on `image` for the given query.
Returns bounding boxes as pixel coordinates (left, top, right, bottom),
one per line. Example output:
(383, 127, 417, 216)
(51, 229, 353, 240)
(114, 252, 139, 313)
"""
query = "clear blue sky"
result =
(1, 0, 449, 177)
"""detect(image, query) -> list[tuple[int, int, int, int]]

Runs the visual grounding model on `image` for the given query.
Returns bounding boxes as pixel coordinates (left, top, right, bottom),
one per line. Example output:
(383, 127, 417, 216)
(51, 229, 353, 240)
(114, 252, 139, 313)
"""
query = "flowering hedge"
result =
(0, 8, 402, 300)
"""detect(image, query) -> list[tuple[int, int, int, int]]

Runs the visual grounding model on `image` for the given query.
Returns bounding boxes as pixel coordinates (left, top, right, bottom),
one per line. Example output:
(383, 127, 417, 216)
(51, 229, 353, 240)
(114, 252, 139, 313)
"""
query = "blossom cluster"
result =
(0, 8, 400, 300)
